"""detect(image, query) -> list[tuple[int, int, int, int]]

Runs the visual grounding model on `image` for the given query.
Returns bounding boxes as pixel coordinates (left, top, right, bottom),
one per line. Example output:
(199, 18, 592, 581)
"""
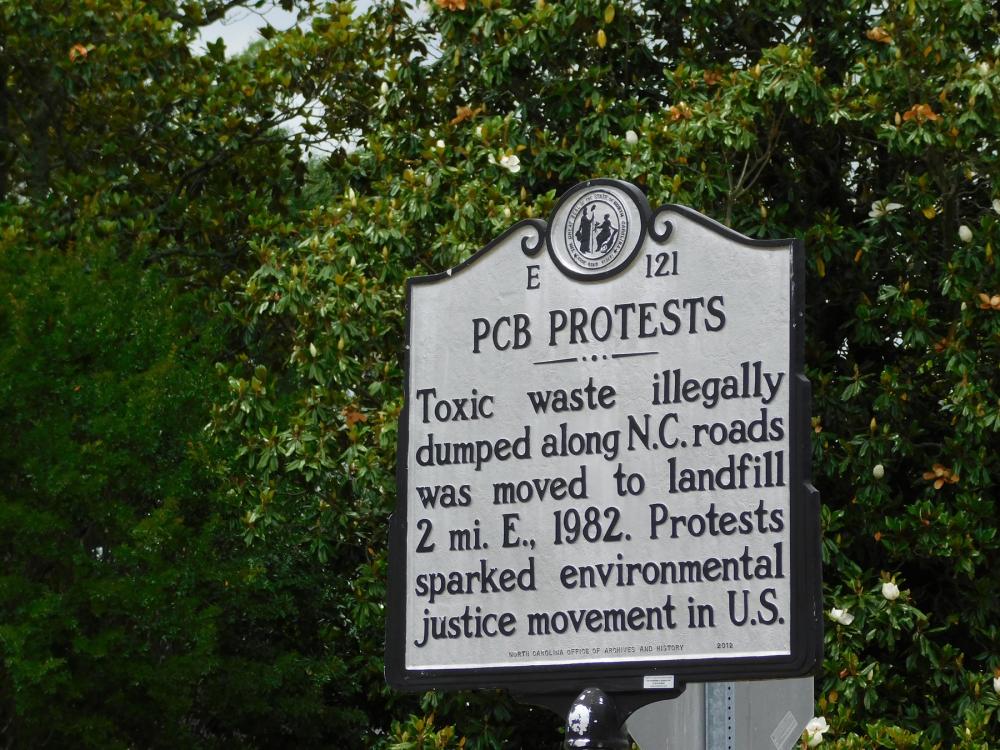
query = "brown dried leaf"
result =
(450, 105, 484, 126)
(866, 27, 893, 44)
(344, 407, 368, 426)
(668, 103, 692, 121)
(901, 103, 940, 123)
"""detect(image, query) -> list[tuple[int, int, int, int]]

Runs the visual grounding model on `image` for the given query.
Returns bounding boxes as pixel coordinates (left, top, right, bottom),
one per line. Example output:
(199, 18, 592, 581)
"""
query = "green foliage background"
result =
(1, 0, 998, 747)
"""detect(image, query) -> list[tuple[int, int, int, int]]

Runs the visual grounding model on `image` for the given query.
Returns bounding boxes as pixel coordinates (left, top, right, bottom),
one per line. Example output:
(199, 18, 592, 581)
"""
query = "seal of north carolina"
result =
(564, 189, 630, 271)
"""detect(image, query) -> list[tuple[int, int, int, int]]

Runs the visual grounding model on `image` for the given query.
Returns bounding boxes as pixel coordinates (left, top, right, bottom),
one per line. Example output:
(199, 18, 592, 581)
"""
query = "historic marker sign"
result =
(386, 179, 821, 694)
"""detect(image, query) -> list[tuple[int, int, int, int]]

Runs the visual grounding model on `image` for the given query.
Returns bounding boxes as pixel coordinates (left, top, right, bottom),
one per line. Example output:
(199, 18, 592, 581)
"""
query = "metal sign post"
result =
(385, 178, 822, 736)
(626, 677, 815, 749)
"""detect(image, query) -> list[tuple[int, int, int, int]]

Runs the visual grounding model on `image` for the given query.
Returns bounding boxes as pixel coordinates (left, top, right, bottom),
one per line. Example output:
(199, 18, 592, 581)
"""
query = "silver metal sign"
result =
(386, 179, 821, 694)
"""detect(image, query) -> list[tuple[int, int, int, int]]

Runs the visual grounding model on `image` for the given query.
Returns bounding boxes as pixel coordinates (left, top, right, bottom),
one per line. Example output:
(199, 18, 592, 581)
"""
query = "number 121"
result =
(645, 250, 678, 278)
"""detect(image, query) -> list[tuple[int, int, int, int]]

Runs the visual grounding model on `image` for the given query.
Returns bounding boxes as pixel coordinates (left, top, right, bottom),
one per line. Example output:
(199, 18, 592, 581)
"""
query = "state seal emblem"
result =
(564, 190, 629, 271)
(545, 179, 649, 280)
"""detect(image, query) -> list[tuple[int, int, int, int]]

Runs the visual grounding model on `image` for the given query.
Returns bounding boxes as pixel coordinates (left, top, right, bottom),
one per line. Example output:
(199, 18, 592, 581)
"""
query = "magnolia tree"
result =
(2, 0, 998, 747)
(0, 0, 402, 746)
(212, 0, 1000, 746)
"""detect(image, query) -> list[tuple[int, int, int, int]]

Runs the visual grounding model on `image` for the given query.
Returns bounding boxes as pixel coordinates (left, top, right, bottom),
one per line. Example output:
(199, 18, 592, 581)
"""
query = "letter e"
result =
(526, 265, 540, 290)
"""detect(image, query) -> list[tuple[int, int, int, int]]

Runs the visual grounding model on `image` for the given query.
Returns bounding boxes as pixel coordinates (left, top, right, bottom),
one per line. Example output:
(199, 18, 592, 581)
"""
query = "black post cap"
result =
(563, 688, 630, 749)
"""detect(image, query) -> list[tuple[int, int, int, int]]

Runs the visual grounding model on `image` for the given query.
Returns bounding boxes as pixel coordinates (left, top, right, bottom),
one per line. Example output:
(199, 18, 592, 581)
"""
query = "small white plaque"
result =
(642, 676, 676, 690)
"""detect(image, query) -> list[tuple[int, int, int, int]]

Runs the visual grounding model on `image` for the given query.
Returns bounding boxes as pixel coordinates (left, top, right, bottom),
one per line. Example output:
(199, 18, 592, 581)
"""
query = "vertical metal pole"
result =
(563, 688, 630, 749)
(704, 682, 735, 750)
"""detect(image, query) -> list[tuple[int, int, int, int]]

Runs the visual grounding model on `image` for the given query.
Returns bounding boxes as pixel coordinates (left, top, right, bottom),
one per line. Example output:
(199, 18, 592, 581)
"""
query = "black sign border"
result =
(386, 183, 822, 695)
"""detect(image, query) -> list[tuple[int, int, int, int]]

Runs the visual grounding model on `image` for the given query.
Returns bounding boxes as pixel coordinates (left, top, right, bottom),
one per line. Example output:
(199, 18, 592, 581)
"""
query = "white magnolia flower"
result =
(959, 224, 973, 243)
(475, 125, 483, 138)
(882, 581, 900, 601)
(499, 153, 521, 173)
(424, 174, 433, 187)
(869, 199, 904, 219)
(379, 81, 388, 95)
(435, 139, 445, 149)
(992, 198, 1000, 215)
(829, 608, 855, 626)
(625, 129, 639, 145)
(503, 206, 512, 219)
(993, 675, 1000, 694)
(805, 716, 830, 747)
(872, 463, 885, 480)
